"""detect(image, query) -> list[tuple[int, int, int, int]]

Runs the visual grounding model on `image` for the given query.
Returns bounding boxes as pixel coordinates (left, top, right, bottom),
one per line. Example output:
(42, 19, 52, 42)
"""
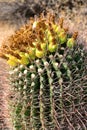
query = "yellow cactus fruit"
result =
(18, 57, 29, 65)
(41, 43, 47, 51)
(7, 59, 17, 66)
(48, 42, 58, 53)
(25, 53, 30, 58)
(18, 52, 29, 65)
(67, 38, 75, 48)
(58, 32, 67, 44)
(36, 49, 45, 58)
(52, 24, 59, 32)
(67, 32, 78, 48)
(6, 55, 19, 66)
(28, 47, 36, 60)
(36, 44, 45, 58)
(47, 30, 52, 39)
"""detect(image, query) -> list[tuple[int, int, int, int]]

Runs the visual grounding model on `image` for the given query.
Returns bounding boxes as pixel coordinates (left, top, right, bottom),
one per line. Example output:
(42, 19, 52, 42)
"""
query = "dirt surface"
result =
(0, 59, 13, 130)
(0, 23, 15, 129)
(0, 0, 87, 129)
(0, 22, 15, 46)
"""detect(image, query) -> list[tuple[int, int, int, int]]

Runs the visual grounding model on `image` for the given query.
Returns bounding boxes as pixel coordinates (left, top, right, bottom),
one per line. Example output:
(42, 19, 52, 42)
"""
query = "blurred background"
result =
(0, 0, 87, 43)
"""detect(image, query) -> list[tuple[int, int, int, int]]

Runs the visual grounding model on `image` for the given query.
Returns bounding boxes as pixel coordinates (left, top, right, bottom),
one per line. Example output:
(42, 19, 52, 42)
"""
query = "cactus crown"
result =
(0, 13, 78, 66)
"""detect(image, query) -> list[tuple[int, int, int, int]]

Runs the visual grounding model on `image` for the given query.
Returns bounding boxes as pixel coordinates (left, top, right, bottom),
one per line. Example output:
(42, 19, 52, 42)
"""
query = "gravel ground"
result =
(0, 0, 87, 129)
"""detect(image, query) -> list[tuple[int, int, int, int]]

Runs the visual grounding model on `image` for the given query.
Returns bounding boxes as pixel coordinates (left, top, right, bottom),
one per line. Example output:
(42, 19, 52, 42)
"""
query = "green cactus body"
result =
(0, 13, 87, 130)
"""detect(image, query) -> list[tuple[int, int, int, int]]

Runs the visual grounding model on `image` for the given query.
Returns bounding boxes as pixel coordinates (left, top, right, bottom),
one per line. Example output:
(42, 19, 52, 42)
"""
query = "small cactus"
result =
(0, 13, 87, 130)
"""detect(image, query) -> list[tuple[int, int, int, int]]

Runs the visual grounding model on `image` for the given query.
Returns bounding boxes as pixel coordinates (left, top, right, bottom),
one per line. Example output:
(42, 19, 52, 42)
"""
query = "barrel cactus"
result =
(0, 13, 87, 130)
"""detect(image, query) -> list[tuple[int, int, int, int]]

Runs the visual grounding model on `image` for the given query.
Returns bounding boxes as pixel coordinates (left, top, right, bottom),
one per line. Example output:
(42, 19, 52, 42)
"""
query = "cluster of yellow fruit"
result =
(0, 13, 78, 66)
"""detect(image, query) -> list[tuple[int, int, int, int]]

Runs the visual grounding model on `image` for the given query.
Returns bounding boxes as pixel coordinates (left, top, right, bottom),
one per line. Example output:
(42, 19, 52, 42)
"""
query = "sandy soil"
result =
(0, 23, 15, 130)
(0, 22, 15, 45)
